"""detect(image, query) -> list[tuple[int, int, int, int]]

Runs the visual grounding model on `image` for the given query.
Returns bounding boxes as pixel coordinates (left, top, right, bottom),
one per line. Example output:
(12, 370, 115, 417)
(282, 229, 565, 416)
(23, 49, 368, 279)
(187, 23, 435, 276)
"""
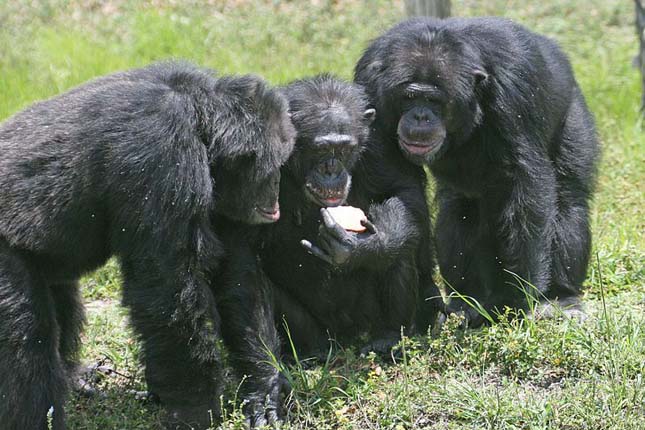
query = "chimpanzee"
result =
(0, 61, 295, 429)
(355, 17, 600, 327)
(214, 74, 440, 428)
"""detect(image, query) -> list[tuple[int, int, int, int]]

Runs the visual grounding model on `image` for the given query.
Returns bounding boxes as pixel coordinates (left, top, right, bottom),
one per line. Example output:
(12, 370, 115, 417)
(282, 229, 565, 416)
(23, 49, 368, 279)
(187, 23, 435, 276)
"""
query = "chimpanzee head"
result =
(355, 18, 488, 165)
(282, 75, 375, 207)
(209, 75, 296, 224)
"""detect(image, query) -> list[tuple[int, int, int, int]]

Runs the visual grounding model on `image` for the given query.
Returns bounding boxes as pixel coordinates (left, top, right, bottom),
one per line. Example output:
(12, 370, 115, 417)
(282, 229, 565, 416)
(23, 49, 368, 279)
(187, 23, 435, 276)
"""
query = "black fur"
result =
(0, 61, 295, 429)
(214, 75, 434, 427)
(355, 17, 600, 326)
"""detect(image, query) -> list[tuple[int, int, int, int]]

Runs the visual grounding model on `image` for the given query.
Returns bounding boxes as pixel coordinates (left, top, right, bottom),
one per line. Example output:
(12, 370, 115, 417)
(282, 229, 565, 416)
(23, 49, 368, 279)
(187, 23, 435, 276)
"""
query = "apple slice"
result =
(326, 206, 367, 232)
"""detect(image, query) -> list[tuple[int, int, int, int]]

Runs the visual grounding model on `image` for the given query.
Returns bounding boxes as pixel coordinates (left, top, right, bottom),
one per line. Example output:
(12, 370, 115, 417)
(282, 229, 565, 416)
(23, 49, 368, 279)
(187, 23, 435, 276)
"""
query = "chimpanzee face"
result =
(212, 77, 296, 224)
(296, 106, 374, 207)
(395, 82, 448, 163)
(213, 156, 283, 224)
(301, 126, 364, 207)
(391, 68, 486, 166)
(360, 25, 488, 166)
(284, 77, 375, 207)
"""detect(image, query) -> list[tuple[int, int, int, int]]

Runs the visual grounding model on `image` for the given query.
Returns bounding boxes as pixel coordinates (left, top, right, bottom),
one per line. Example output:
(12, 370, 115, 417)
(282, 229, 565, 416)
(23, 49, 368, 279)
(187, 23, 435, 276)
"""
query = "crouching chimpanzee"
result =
(355, 17, 600, 327)
(214, 74, 439, 427)
(0, 62, 295, 429)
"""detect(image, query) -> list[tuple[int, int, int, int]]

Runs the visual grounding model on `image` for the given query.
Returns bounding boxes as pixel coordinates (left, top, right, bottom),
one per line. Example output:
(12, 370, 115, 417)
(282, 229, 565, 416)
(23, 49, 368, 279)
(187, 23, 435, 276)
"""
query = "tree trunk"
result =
(636, 0, 645, 112)
(405, 0, 451, 18)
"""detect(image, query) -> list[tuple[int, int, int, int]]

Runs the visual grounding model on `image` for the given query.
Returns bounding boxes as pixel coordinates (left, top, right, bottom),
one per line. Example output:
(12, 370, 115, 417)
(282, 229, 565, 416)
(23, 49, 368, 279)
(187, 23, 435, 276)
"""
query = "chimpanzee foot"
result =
(128, 390, 160, 402)
(534, 297, 587, 322)
(359, 331, 401, 357)
(72, 362, 117, 398)
(163, 402, 219, 430)
(434, 301, 488, 331)
(244, 400, 280, 429)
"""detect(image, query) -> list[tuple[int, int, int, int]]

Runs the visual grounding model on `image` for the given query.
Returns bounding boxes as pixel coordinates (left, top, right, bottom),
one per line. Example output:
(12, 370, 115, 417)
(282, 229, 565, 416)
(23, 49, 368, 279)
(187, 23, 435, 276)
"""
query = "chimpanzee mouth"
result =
(398, 136, 442, 156)
(255, 204, 281, 222)
(304, 182, 348, 207)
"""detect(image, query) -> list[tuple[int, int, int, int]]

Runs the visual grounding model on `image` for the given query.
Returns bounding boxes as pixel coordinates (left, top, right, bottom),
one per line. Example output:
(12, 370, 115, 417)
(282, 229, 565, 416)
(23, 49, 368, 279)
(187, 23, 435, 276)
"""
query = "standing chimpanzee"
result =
(355, 17, 600, 327)
(0, 61, 295, 429)
(214, 74, 439, 428)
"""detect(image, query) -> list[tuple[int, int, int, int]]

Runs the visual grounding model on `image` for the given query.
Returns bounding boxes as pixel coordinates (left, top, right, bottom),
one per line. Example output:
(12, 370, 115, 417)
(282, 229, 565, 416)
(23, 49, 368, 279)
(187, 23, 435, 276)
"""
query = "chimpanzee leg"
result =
(273, 287, 331, 360)
(0, 242, 68, 429)
(362, 259, 420, 355)
(538, 200, 591, 319)
(415, 243, 444, 334)
(51, 282, 85, 374)
(540, 95, 597, 319)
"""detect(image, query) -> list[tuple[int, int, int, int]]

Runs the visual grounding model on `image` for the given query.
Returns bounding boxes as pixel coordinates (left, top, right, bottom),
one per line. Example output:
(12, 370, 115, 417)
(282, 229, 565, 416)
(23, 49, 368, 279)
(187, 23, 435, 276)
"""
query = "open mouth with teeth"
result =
(304, 182, 347, 207)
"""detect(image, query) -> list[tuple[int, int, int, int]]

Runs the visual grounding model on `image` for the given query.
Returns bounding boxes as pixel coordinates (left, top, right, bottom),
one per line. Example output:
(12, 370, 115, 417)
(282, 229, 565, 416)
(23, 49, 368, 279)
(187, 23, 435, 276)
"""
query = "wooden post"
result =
(405, 0, 451, 18)
(636, 0, 645, 112)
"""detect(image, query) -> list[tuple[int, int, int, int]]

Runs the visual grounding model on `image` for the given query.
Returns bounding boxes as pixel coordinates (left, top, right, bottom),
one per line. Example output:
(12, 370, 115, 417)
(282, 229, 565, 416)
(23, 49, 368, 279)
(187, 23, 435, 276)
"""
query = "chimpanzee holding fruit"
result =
(215, 74, 440, 428)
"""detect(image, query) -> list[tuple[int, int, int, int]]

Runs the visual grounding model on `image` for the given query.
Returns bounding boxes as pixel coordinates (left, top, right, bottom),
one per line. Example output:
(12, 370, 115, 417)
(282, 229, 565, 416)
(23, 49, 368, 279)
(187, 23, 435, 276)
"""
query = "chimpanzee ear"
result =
(474, 69, 489, 85)
(363, 108, 376, 124)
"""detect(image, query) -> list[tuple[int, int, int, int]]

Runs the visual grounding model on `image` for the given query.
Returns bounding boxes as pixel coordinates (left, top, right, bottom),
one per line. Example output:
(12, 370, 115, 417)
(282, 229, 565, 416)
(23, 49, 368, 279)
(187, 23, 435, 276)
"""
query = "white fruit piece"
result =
(326, 206, 367, 232)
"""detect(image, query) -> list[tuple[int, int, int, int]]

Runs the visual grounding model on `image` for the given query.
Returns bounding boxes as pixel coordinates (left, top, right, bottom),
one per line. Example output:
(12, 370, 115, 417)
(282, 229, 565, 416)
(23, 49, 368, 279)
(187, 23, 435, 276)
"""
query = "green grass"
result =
(1, 1, 643, 429)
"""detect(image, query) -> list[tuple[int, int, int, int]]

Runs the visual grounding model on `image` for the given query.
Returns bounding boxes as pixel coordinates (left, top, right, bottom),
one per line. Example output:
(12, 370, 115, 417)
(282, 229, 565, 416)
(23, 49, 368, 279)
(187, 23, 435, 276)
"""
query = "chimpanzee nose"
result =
(314, 133, 353, 147)
(320, 158, 342, 177)
(414, 111, 429, 122)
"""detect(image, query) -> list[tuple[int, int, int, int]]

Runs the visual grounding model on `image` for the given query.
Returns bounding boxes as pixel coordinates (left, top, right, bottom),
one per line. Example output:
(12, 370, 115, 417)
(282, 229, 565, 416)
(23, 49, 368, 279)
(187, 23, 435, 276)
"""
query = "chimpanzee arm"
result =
(488, 158, 557, 304)
(304, 186, 425, 272)
(216, 237, 283, 429)
(355, 194, 422, 268)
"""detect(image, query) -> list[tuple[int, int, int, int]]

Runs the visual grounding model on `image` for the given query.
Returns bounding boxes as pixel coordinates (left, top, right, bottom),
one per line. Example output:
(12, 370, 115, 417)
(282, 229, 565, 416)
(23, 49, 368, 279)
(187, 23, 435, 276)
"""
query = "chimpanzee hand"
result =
(300, 208, 377, 266)
(242, 372, 290, 429)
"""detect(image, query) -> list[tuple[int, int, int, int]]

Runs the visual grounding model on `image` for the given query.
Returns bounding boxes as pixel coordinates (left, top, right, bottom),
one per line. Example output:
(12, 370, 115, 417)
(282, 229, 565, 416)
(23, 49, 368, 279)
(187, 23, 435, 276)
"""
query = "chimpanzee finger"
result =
(319, 226, 355, 262)
(300, 239, 333, 264)
(266, 408, 280, 427)
(250, 412, 267, 429)
(361, 218, 378, 234)
(320, 208, 349, 240)
(316, 231, 344, 255)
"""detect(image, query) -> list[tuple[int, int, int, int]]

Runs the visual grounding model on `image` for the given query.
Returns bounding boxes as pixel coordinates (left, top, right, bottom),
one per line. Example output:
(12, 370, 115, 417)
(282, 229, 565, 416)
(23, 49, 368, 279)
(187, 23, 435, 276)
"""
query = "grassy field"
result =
(1, 1, 643, 429)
